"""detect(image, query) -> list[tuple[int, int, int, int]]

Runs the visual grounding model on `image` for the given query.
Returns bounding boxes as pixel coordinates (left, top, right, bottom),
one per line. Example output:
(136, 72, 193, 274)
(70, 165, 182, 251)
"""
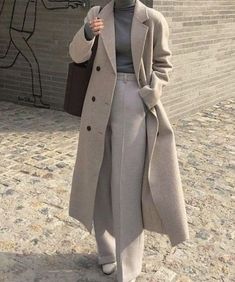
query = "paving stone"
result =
(0, 99, 234, 281)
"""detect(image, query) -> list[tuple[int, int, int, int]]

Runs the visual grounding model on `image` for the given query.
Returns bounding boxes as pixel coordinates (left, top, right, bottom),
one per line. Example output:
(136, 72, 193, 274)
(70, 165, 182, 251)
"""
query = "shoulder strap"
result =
(88, 6, 103, 64)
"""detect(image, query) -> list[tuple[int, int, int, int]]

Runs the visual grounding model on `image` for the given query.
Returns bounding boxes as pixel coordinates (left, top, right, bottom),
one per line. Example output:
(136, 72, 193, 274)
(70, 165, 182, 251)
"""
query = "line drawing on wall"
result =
(0, 0, 88, 108)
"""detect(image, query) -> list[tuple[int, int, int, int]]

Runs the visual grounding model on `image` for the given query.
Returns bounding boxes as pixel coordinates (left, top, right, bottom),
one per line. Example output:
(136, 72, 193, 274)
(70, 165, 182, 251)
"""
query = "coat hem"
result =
(169, 234, 190, 248)
(68, 208, 93, 234)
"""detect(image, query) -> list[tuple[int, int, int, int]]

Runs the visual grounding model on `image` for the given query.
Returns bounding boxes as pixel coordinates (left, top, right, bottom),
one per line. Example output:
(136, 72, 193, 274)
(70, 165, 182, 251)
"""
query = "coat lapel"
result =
(131, 0, 149, 83)
(98, 0, 149, 81)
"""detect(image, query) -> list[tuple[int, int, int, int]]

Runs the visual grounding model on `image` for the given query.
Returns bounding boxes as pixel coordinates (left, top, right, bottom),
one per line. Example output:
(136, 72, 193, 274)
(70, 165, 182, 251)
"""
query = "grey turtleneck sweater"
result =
(84, 0, 136, 73)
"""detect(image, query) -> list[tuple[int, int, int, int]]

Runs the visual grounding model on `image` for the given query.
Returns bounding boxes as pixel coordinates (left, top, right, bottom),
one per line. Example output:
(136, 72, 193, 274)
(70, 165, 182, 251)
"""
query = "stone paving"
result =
(0, 98, 234, 282)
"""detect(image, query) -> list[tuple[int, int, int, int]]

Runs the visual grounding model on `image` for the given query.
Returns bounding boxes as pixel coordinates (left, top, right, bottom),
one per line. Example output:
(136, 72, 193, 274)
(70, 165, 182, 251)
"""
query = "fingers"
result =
(89, 17, 104, 35)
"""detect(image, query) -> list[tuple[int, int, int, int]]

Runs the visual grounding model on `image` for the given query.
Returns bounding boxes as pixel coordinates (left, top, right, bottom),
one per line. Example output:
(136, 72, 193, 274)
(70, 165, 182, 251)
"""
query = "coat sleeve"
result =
(68, 6, 99, 63)
(138, 11, 173, 110)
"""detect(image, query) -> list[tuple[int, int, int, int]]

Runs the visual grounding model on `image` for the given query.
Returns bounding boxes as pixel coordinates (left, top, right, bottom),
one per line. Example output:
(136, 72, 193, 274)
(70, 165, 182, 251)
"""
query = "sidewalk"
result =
(0, 98, 234, 282)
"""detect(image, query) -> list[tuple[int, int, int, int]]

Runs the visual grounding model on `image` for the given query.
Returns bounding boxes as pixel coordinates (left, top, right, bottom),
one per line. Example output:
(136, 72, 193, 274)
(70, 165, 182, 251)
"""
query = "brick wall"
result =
(0, 0, 91, 109)
(0, 0, 234, 121)
(153, 0, 235, 120)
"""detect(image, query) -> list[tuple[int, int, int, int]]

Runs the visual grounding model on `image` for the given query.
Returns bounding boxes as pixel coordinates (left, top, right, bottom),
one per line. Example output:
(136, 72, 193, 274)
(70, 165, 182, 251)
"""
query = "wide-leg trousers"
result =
(93, 72, 147, 282)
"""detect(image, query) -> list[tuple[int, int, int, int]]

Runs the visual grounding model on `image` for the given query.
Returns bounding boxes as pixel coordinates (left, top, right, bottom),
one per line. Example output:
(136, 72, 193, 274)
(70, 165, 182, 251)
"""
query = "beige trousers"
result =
(93, 72, 147, 282)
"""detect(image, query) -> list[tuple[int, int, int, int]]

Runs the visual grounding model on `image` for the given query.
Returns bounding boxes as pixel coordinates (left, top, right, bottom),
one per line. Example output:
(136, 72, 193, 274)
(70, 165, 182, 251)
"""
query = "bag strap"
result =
(88, 6, 103, 63)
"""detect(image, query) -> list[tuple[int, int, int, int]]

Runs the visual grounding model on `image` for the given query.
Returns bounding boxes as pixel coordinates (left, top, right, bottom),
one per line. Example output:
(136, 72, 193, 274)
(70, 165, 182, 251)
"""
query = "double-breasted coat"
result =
(68, 0, 190, 248)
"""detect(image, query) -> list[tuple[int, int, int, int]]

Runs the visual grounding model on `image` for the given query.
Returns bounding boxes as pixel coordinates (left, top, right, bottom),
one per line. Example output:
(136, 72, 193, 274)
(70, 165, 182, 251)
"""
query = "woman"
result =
(68, 0, 190, 281)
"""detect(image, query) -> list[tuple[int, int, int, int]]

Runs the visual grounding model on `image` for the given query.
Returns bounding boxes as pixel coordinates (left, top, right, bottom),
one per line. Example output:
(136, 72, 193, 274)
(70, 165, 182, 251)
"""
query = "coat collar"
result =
(98, 0, 149, 81)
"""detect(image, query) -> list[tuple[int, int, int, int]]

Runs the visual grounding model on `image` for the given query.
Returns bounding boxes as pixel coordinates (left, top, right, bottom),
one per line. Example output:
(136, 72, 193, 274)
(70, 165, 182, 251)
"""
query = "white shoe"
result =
(101, 262, 117, 274)
(129, 279, 136, 282)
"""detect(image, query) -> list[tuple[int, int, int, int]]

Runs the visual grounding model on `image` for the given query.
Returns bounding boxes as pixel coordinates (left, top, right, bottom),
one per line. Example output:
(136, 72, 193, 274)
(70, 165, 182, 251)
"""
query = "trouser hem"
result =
(116, 270, 142, 282)
(98, 255, 116, 265)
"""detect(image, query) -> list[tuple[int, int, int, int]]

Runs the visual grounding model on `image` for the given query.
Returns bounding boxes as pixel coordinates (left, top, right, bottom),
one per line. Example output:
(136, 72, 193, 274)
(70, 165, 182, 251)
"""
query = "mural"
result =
(0, 0, 89, 108)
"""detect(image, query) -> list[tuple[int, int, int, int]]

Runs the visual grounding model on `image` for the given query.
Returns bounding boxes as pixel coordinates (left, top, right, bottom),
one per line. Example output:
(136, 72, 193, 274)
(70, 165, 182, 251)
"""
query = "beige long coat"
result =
(68, 0, 190, 248)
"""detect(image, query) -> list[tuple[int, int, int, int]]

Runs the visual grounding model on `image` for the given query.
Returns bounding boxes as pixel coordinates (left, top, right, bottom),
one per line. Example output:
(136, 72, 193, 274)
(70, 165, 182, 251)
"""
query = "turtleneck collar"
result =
(114, 0, 136, 9)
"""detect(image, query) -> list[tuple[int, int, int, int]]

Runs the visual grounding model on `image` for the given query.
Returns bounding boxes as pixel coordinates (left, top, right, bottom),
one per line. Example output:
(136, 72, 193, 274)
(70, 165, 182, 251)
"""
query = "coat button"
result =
(92, 96, 96, 101)
(96, 66, 101, 71)
(87, 125, 91, 131)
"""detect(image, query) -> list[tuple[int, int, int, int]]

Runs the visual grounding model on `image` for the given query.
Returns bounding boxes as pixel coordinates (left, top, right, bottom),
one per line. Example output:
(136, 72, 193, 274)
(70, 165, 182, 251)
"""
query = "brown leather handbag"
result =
(64, 6, 102, 117)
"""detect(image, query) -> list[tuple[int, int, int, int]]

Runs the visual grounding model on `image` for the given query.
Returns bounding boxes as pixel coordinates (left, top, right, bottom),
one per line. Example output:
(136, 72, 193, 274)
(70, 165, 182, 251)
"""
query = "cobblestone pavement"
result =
(0, 98, 234, 282)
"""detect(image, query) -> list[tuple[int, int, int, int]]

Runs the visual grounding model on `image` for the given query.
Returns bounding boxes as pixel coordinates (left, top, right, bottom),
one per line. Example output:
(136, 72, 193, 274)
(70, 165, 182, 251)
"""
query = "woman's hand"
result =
(88, 17, 104, 36)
